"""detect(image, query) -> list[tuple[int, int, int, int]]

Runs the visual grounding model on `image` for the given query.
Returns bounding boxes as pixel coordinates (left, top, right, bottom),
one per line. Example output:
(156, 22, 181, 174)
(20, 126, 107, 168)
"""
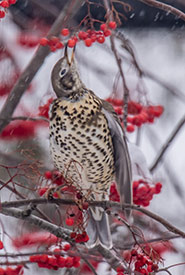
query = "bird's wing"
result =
(102, 100, 132, 217)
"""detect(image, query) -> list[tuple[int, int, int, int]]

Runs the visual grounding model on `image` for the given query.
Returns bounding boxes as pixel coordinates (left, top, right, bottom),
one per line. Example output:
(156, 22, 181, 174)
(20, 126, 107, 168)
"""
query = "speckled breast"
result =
(49, 91, 115, 194)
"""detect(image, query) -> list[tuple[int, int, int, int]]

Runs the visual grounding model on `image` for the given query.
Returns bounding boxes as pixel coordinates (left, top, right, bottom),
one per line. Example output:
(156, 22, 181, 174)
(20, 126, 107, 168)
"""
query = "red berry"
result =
(155, 182, 162, 194)
(56, 41, 64, 49)
(104, 29, 112, 37)
(76, 192, 82, 199)
(44, 171, 52, 179)
(0, 10, 5, 18)
(53, 192, 59, 198)
(39, 37, 49, 46)
(72, 35, 78, 43)
(82, 202, 89, 210)
(63, 243, 71, 251)
(66, 218, 74, 226)
(131, 249, 138, 256)
(61, 28, 69, 36)
(53, 248, 61, 258)
(73, 261, 80, 268)
(153, 105, 164, 117)
(133, 115, 142, 127)
(97, 36, 105, 44)
(126, 124, 135, 132)
(68, 39, 76, 48)
(0, 241, 4, 250)
(78, 31, 88, 40)
(114, 107, 123, 115)
(9, 0, 17, 4)
(65, 257, 73, 268)
(100, 23, 107, 31)
(38, 187, 48, 197)
(40, 254, 48, 263)
(49, 36, 60, 46)
(58, 256, 66, 267)
(116, 266, 124, 272)
(84, 38, 92, 47)
(127, 116, 134, 123)
(1, 1, 10, 8)
(151, 263, 158, 271)
(108, 21, 117, 29)
(70, 232, 76, 239)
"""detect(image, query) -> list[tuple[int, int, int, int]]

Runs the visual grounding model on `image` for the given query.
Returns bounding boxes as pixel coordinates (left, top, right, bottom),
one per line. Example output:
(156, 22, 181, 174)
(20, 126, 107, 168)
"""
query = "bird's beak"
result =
(64, 44, 76, 66)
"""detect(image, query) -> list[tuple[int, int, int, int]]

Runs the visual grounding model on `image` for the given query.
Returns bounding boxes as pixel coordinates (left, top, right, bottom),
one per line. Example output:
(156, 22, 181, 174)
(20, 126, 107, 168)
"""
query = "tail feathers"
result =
(85, 207, 112, 249)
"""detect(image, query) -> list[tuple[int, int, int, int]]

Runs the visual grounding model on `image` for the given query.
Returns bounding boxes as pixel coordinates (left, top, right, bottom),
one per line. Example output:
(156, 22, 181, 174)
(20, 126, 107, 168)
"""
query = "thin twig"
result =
(0, 180, 53, 223)
(103, 0, 129, 128)
(157, 262, 185, 274)
(150, 113, 185, 172)
(116, 31, 185, 103)
(0, 0, 85, 133)
(0, 260, 32, 266)
(137, 0, 185, 21)
(116, 234, 180, 250)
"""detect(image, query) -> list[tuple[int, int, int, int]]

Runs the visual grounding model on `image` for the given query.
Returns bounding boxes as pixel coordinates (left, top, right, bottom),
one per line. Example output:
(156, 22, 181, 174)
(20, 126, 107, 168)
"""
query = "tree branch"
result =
(0, 207, 128, 272)
(1, 198, 185, 239)
(0, 0, 85, 133)
(1, 207, 72, 242)
(150, 113, 185, 172)
(137, 0, 185, 21)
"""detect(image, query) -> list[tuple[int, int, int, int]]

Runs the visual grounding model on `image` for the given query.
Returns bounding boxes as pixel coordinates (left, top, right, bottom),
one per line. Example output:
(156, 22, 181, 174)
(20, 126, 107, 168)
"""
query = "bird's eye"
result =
(60, 69, 66, 77)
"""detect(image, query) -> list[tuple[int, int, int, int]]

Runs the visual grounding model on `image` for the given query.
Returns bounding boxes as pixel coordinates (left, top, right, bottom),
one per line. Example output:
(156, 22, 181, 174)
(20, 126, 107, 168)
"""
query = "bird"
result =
(49, 46, 132, 249)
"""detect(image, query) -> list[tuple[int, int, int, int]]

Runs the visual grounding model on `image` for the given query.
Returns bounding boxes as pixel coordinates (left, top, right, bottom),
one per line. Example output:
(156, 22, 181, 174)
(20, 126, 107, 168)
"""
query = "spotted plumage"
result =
(49, 47, 132, 249)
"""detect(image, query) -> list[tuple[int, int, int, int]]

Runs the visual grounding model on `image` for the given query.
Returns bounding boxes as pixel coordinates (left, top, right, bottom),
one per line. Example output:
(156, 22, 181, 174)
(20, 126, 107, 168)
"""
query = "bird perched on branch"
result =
(49, 46, 132, 249)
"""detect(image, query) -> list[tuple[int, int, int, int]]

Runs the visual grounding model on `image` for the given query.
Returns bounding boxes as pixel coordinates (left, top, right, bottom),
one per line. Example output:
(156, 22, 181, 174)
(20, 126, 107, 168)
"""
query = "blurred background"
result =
(0, 0, 185, 274)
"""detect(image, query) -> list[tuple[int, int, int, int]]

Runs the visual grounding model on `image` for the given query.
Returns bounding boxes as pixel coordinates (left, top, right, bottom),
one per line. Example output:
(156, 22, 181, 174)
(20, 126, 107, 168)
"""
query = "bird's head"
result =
(51, 46, 83, 98)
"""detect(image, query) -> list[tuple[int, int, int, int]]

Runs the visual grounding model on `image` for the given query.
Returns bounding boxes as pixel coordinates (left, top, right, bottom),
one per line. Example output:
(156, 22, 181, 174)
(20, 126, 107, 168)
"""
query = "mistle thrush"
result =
(49, 47, 132, 249)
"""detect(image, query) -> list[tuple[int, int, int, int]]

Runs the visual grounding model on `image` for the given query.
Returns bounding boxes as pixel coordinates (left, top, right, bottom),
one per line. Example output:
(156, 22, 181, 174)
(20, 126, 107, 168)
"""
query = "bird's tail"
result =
(85, 206, 112, 249)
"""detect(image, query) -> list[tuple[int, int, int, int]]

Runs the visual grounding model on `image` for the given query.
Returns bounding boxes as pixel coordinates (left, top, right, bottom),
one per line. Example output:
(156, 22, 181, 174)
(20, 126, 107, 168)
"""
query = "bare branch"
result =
(137, 0, 185, 21)
(1, 207, 72, 242)
(0, 180, 53, 223)
(0, 0, 85, 133)
(150, 113, 185, 172)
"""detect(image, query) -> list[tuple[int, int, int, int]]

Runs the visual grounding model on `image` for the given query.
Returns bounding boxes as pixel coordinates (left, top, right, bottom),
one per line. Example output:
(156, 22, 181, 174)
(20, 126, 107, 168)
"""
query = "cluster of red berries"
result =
(133, 180, 162, 207)
(17, 33, 41, 48)
(0, 121, 39, 140)
(39, 21, 117, 51)
(39, 36, 64, 52)
(106, 98, 164, 133)
(70, 231, 89, 243)
(44, 170, 65, 186)
(30, 254, 80, 270)
(12, 232, 60, 248)
(0, 0, 17, 18)
(130, 249, 158, 274)
(110, 180, 162, 207)
(38, 170, 66, 197)
(0, 265, 23, 275)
